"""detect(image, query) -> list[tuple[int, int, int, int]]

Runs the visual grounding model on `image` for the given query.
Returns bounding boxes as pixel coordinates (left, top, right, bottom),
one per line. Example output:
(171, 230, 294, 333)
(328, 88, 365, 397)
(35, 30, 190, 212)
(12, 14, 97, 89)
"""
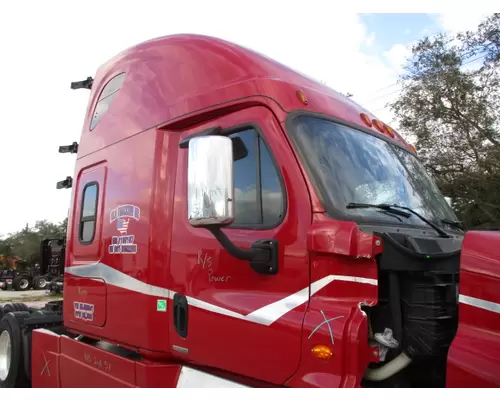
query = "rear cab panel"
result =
(64, 127, 172, 353)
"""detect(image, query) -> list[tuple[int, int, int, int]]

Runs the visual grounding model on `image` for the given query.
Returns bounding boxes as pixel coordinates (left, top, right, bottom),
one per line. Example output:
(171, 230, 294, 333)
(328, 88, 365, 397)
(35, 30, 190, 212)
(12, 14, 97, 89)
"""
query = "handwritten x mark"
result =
(41, 352, 51, 377)
(308, 310, 344, 345)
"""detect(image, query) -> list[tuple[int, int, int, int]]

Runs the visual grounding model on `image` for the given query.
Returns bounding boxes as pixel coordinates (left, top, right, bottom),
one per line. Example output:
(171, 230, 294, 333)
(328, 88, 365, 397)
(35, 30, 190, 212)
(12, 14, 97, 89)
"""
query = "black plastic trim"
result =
(71, 77, 93, 90)
(173, 293, 189, 338)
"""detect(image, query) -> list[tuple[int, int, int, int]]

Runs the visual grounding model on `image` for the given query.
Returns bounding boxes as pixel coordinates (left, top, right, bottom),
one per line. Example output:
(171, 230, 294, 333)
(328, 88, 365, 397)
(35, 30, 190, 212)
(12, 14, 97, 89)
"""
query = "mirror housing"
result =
(187, 135, 235, 227)
(181, 130, 279, 275)
(444, 196, 452, 207)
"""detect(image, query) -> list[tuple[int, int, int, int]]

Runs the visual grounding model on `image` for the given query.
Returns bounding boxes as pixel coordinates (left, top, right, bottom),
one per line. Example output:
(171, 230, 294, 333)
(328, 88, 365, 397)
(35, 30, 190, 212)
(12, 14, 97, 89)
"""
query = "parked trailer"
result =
(0, 34, 499, 388)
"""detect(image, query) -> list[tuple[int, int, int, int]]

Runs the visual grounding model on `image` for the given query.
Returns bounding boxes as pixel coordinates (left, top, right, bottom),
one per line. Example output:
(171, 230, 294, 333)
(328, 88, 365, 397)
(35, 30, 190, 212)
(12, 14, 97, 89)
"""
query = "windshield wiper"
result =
(346, 202, 411, 218)
(346, 202, 452, 238)
(441, 218, 465, 232)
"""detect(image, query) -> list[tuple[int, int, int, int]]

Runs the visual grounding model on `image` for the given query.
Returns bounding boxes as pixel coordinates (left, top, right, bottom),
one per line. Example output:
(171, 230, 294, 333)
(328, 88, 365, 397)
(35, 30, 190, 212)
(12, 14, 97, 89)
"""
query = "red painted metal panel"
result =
(77, 35, 411, 159)
(447, 231, 500, 388)
(65, 277, 107, 327)
(59, 336, 136, 388)
(135, 361, 181, 388)
(31, 330, 61, 388)
(167, 105, 311, 385)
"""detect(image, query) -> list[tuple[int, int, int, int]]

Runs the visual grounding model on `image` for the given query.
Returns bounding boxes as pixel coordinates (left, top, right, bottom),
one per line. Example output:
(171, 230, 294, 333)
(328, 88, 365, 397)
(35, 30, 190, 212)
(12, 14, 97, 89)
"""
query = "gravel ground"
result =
(0, 289, 43, 301)
(0, 289, 61, 308)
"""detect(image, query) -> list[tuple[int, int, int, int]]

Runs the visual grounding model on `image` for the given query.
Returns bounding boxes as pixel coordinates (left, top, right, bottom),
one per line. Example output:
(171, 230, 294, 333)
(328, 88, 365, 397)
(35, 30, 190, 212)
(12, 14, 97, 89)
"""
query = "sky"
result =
(0, 1, 494, 237)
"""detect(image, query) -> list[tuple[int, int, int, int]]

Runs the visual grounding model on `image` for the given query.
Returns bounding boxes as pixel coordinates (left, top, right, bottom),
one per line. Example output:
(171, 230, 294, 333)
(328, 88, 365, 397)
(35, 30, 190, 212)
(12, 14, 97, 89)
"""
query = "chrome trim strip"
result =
(459, 294, 500, 314)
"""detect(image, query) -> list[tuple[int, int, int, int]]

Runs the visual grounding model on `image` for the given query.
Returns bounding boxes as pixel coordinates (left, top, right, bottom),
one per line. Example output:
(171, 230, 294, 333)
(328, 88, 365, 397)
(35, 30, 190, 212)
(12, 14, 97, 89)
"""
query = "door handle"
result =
(173, 293, 188, 338)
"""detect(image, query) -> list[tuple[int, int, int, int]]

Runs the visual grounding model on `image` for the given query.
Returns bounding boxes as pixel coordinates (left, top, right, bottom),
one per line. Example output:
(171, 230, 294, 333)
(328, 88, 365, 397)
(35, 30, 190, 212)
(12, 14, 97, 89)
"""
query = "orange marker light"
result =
(384, 125, 395, 137)
(296, 90, 308, 105)
(311, 344, 333, 360)
(372, 119, 385, 133)
(408, 144, 417, 153)
(360, 113, 372, 127)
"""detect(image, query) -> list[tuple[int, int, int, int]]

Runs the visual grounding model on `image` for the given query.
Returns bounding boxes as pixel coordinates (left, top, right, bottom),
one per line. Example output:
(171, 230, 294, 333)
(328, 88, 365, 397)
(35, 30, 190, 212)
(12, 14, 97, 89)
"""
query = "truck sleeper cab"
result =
(1, 34, 499, 389)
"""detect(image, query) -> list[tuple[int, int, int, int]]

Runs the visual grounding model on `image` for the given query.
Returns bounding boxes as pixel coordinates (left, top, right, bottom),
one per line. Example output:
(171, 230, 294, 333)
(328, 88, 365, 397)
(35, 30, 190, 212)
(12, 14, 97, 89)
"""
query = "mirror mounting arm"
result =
(207, 227, 278, 275)
(207, 226, 254, 261)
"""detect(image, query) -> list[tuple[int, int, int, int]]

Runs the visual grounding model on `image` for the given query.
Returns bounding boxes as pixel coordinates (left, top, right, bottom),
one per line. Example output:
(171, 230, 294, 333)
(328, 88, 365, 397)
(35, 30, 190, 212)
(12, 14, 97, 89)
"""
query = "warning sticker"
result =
(74, 301, 95, 321)
(157, 299, 167, 312)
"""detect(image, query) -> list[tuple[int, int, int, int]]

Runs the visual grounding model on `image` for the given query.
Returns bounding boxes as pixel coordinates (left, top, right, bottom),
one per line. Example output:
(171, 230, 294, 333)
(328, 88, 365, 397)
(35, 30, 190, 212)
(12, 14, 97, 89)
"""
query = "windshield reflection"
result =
(289, 115, 458, 229)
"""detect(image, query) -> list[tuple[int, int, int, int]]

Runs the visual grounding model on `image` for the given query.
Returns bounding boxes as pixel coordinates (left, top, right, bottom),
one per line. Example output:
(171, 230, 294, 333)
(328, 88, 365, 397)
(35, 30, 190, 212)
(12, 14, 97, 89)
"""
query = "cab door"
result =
(169, 106, 312, 385)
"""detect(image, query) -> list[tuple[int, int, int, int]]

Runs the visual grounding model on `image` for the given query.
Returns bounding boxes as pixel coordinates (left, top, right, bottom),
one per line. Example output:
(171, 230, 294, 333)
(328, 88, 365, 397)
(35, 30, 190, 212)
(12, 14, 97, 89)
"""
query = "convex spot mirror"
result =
(187, 135, 235, 227)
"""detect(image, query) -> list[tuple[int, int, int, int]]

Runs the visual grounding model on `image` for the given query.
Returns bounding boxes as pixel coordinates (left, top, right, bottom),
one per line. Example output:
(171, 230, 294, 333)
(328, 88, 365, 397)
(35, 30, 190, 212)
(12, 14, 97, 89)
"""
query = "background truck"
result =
(38, 238, 66, 293)
(0, 34, 499, 388)
(0, 239, 65, 292)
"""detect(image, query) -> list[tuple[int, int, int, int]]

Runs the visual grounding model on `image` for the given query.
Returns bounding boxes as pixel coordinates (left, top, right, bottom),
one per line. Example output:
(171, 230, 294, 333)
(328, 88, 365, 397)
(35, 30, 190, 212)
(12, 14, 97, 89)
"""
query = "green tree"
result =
(390, 13, 500, 230)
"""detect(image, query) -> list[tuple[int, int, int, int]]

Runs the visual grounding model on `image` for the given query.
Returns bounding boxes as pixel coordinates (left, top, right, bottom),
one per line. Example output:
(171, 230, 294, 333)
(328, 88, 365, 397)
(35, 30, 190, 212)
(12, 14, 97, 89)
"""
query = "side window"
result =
(229, 128, 284, 227)
(90, 72, 126, 130)
(79, 183, 98, 244)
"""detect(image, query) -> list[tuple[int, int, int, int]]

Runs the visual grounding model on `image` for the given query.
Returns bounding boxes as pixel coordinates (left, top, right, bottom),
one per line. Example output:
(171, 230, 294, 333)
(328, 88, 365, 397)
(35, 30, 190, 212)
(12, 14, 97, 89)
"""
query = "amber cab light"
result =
(360, 113, 372, 127)
(372, 119, 385, 133)
(311, 344, 333, 360)
(296, 90, 308, 105)
(384, 125, 395, 137)
(408, 143, 417, 153)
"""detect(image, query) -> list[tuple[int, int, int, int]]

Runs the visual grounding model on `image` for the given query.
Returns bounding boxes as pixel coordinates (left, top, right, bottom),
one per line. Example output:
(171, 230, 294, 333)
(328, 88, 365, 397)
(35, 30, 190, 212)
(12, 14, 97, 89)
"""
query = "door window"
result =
(229, 128, 285, 228)
(79, 182, 99, 244)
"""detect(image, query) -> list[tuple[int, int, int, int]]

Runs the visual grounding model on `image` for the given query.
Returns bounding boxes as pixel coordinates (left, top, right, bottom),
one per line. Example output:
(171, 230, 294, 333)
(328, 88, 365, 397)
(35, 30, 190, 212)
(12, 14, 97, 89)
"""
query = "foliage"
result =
(0, 218, 67, 270)
(390, 14, 500, 230)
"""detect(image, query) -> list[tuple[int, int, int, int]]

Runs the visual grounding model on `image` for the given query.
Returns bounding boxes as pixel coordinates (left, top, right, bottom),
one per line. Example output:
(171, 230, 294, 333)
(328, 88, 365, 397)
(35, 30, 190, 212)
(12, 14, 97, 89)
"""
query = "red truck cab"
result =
(1, 34, 499, 388)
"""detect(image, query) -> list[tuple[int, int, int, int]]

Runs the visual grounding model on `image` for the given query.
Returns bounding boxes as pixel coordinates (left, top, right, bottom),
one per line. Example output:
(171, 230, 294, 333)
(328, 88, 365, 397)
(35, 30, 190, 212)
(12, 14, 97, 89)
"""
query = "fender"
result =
(447, 230, 500, 388)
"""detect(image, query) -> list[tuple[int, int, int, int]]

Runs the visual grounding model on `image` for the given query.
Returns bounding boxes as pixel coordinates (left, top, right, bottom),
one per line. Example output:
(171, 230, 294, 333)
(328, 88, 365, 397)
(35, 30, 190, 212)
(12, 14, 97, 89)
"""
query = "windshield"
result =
(288, 115, 459, 230)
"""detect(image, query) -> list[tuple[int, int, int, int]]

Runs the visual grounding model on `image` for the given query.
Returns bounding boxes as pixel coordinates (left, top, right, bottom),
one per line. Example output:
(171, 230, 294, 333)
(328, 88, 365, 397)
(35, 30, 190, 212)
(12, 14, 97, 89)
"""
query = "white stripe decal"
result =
(66, 264, 171, 298)
(65, 263, 376, 326)
(66, 263, 500, 322)
(176, 366, 248, 388)
(459, 294, 500, 314)
(245, 275, 378, 325)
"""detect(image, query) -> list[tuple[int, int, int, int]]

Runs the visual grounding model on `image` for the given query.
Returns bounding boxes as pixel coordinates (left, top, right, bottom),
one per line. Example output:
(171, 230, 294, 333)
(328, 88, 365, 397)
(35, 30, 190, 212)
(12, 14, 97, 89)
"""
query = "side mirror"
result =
(444, 197, 452, 207)
(187, 135, 235, 227)
(182, 131, 278, 275)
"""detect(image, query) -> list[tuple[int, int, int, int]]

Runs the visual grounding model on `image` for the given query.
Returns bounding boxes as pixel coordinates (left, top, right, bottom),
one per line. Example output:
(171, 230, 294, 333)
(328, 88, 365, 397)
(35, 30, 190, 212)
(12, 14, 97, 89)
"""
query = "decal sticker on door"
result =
(108, 204, 140, 254)
(74, 301, 95, 321)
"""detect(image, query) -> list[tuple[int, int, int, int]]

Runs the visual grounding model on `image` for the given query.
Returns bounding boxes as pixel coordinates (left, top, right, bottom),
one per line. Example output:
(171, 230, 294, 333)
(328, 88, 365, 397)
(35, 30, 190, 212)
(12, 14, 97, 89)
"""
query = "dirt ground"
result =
(0, 289, 62, 308)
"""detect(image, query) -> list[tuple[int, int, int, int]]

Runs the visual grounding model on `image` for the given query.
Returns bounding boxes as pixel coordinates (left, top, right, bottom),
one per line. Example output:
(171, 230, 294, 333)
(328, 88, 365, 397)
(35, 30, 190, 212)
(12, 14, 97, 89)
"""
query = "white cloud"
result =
(383, 43, 413, 73)
(437, 12, 490, 35)
(0, 2, 413, 236)
(365, 32, 376, 47)
(344, 42, 416, 129)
